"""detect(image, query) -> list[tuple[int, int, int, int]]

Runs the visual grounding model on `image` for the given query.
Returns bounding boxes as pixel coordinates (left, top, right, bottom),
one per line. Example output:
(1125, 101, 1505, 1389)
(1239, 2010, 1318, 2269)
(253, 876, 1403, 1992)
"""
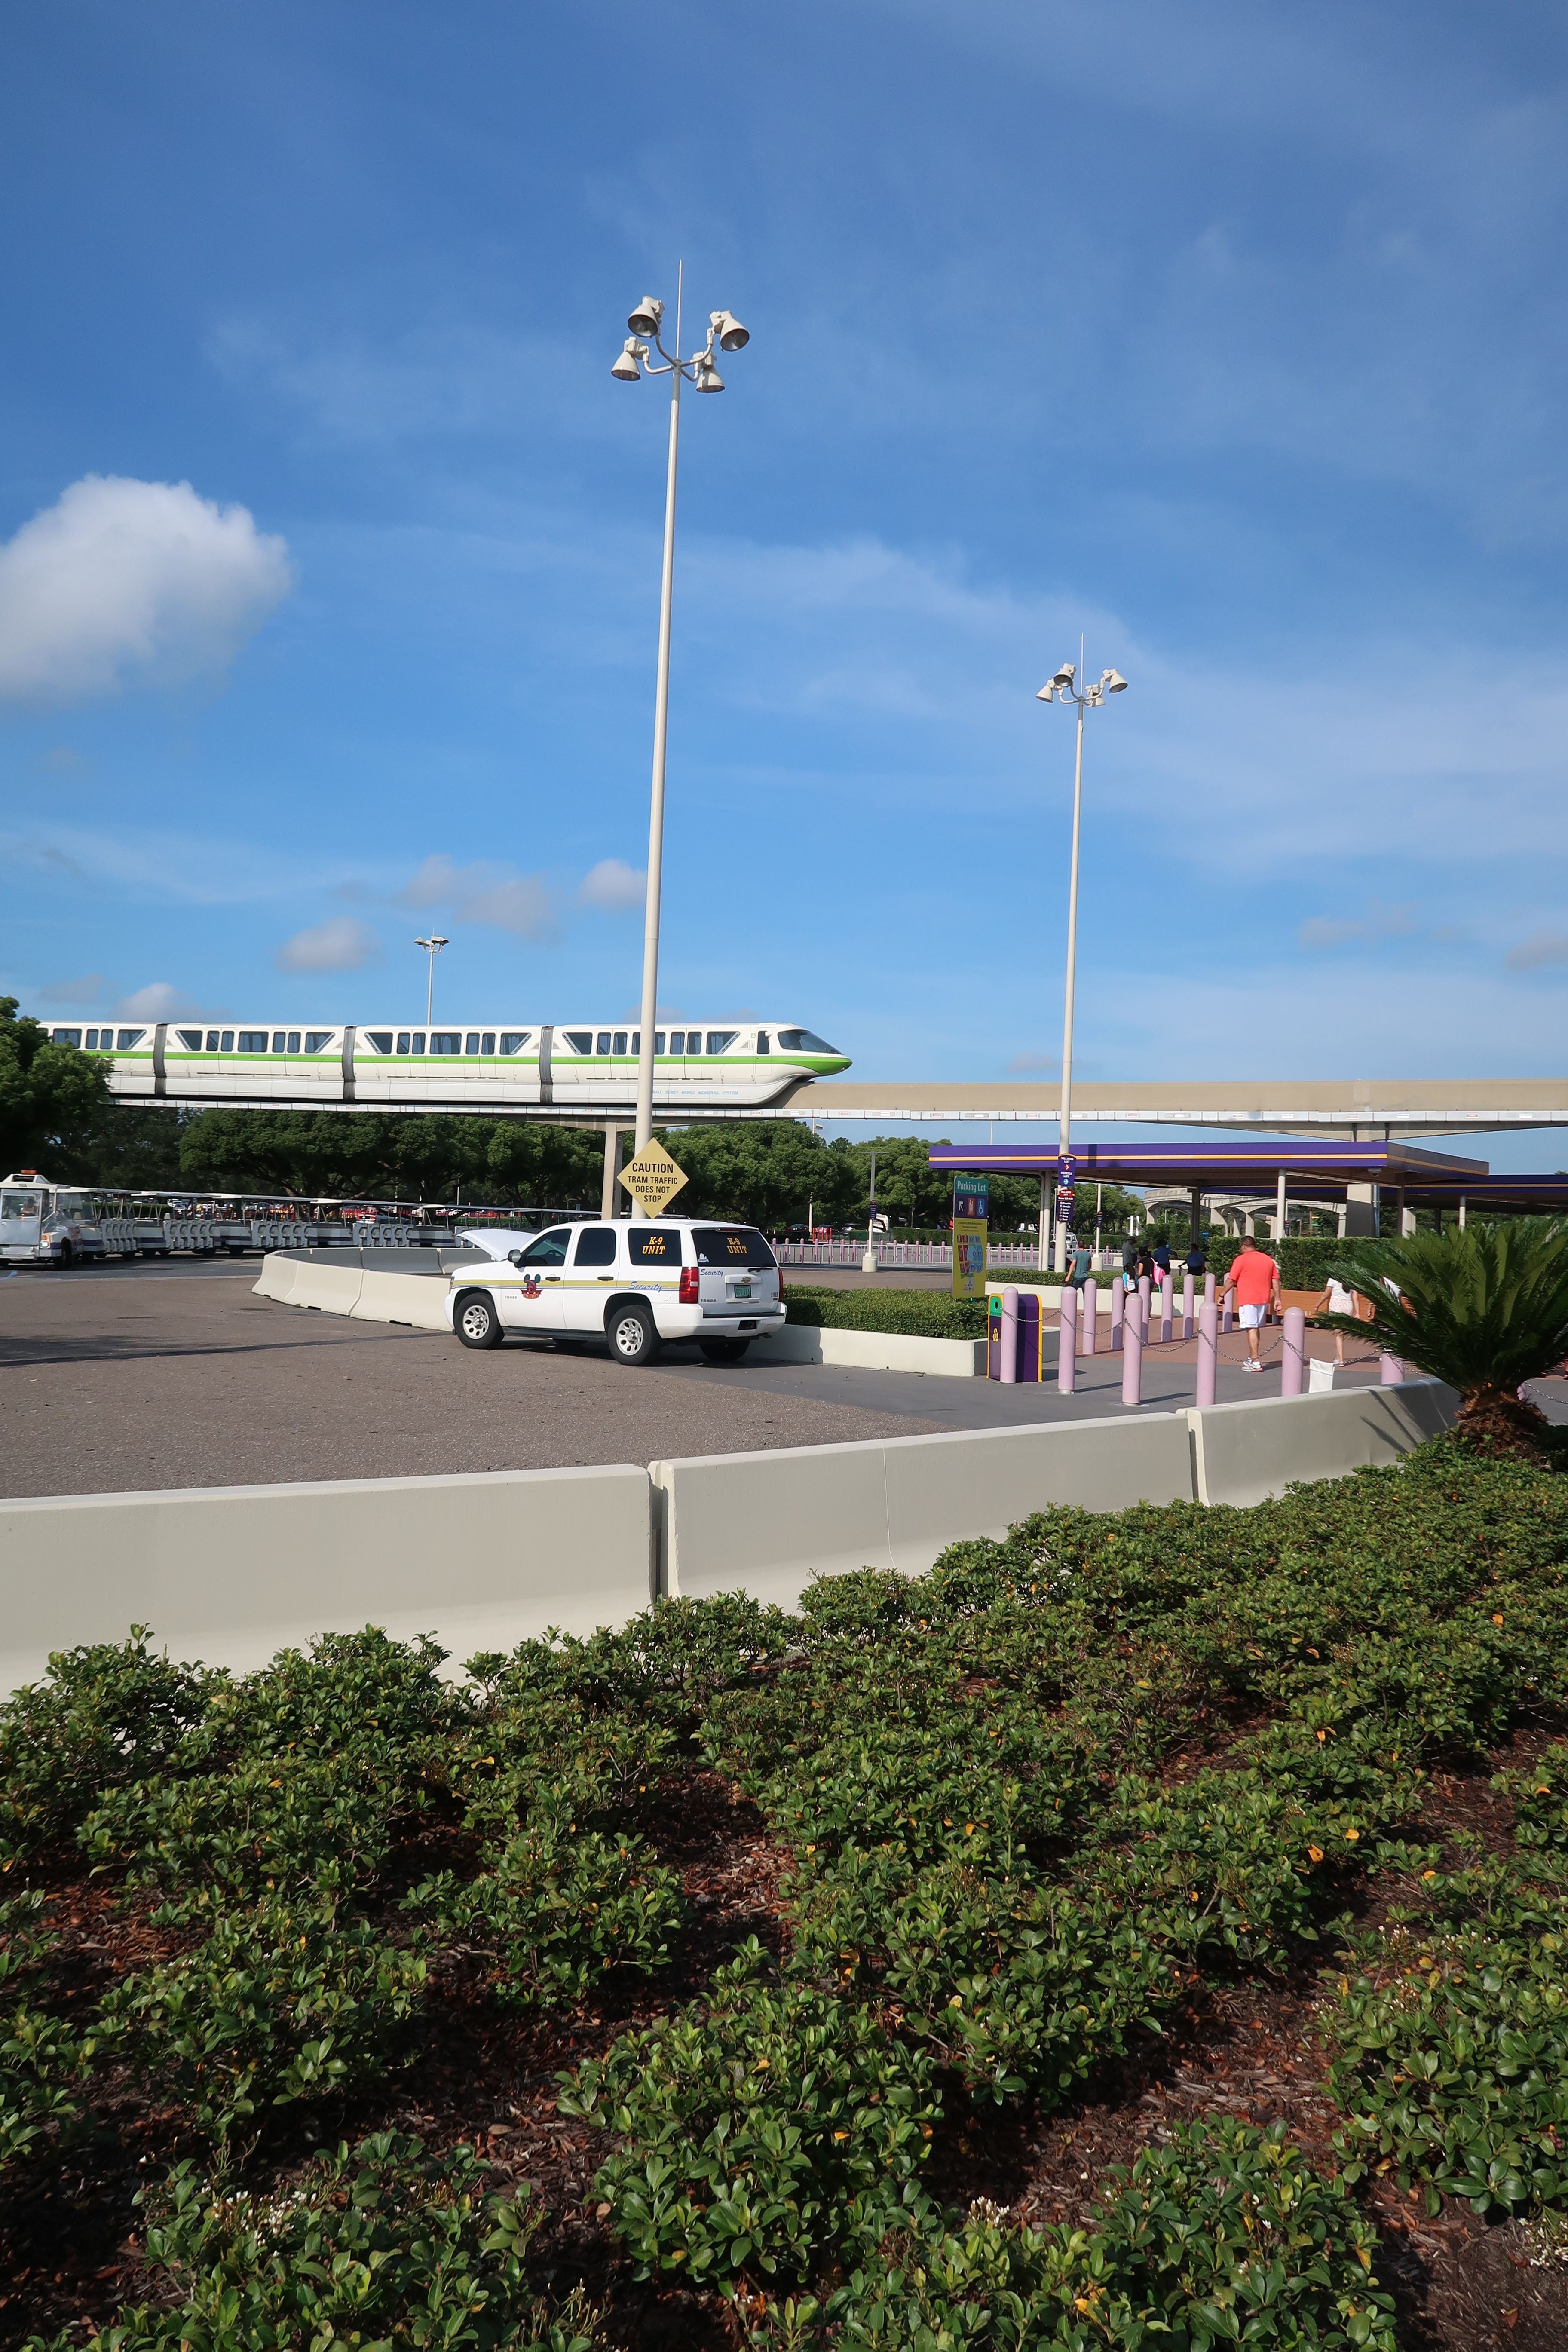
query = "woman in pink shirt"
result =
(1221, 1234, 1282, 1372)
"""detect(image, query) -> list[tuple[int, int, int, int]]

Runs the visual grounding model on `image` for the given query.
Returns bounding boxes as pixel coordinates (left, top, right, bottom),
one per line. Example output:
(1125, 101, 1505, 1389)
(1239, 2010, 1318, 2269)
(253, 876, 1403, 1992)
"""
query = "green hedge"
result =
(1204, 1235, 1379, 1292)
(784, 1284, 990, 1339)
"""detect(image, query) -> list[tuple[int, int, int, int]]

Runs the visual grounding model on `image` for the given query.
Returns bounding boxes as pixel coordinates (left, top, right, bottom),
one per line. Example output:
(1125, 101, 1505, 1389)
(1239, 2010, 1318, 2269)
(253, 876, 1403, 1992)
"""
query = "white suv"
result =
(445, 1216, 786, 1366)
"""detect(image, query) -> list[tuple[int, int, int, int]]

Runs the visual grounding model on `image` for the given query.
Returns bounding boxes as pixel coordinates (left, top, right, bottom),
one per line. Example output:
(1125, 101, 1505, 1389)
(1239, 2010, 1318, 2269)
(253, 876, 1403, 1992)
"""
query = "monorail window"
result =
(397, 1033, 409, 1053)
(481, 1032, 495, 1054)
(653, 1032, 665, 1054)
(706, 1031, 738, 1055)
(117, 1029, 145, 1049)
(668, 1031, 685, 1055)
(757, 1031, 770, 1053)
(366, 1033, 393, 1053)
(176, 1029, 203, 1051)
(500, 1032, 529, 1054)
(206, 1032, 221, 1051)
(238, 1032, 268, 1053)
(270, 1032, 302, 1054)
(220, 1031, 234, 1052)
(631, 1032, 640, 1054)
(563, 1031, 592, 1054)
(305, 1032, 333, 1054)
(430, 1034, 459, 1055)
(410, 1034, 425, 1055)
(612, 1031, 627, 1055)
(777, 1030, 837, 1054)
(53, 1028, 83, 1047)
(596, 1032, 612, 1054)
(465, 1034, 480, 1055)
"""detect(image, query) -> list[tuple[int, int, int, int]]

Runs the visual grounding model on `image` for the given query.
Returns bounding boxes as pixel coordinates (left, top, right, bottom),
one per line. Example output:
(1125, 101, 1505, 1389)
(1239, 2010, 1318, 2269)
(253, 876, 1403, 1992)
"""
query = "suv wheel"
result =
(608, 1300, 659, 1366)
(699, 1337, 750, 1363)
(455, 1290, 504, 1349)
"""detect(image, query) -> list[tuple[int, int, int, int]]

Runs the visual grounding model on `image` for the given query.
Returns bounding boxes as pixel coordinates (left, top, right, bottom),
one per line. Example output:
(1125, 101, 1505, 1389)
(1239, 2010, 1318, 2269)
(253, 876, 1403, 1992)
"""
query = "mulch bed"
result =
(4, 1753, 1566, 2352)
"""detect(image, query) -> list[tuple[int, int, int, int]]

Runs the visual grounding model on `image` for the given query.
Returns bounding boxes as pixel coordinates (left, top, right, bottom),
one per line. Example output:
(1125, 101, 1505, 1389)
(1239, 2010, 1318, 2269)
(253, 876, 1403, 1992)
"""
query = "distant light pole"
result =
(611, 272, 750, 1152)
(1036, 649, 1128, 1274)
(414, 935, 448, 1024)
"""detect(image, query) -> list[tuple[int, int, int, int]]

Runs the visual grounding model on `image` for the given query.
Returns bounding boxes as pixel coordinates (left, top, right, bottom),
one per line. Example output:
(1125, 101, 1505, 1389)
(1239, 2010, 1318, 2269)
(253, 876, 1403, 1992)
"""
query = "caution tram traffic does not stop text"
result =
(617, 1138, 689, 1217)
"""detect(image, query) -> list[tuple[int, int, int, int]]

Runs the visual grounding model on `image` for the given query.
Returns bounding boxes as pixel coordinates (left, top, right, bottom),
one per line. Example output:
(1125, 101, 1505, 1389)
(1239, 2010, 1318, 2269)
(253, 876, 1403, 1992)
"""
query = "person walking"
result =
(1313, 1271, 1357, 1368)
(1185, 1236, 1207, 1282)
(1221, 1233, 1283, 1372)
(1069, 1235, 1093, 1289)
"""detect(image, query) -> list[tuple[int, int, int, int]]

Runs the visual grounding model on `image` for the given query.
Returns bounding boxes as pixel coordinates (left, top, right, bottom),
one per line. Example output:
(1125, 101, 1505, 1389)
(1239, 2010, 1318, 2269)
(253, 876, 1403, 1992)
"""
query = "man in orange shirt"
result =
(1221, 1232, 1283, 1372)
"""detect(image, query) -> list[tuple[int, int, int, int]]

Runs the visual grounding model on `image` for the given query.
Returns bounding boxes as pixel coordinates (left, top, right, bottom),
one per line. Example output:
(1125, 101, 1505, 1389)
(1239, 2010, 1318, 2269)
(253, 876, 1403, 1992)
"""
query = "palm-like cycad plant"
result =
(1317, 1218, 1568, 1449)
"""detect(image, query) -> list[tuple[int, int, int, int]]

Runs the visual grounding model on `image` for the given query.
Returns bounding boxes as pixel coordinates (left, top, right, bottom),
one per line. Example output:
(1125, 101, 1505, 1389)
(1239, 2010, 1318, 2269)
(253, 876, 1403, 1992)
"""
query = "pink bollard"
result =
(1182, 1272, 1194, 1341)
(1138, 1275, 1152, 1341)
(1222, 1282, 1233, 1335)
(1000, 1286, 1018, 1385)
(1160, 1274, 1173, 1344)
(1110, 1280, 1124, 1353)
(1380, 1351, 1404, 1385)
(1282, 1306, 1305, 1396)
(1122, 1310, 1142, 1406)
(1082, 1278, 1098, 1357)
(1057, 1287, 1076, 1394)
(1196, 1300, 1218, 1406)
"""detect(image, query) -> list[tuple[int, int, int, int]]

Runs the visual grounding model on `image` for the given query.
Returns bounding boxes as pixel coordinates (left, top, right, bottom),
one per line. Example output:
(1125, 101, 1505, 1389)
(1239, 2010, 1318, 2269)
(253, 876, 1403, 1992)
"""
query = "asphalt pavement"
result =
(0, 1255, 1476, 1501)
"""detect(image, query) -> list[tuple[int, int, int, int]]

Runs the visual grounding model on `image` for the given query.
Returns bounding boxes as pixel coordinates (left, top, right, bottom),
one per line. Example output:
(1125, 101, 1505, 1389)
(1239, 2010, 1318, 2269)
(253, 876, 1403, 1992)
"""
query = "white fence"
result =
(774, 1240, 1121, 1272)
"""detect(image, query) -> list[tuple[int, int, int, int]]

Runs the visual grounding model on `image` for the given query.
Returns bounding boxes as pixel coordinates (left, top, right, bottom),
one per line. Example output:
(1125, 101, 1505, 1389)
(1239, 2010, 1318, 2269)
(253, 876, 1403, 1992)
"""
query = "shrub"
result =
(558, 1945, 940, 2289)
(62, 2132, 602, 2351)
(99, 1894, 426, 2140)
(784, 1286, 989, 1340)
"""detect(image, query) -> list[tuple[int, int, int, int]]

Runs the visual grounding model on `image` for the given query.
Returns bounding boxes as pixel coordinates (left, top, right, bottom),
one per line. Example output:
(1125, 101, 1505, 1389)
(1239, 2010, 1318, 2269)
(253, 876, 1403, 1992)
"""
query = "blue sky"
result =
(3, 1, 1567, 1168)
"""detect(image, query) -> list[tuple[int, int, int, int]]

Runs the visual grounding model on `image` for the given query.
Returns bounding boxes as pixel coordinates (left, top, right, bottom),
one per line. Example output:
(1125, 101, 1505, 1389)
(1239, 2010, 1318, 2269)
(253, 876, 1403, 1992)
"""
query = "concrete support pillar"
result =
(1336, 1198, 1348, 1239)
(1344, 1182, 1378, 1238)
(1189, 1184, 1203, 1247)
(1458, 1193, 1467, 1231)
(1399, 1185, 1415, 1239)
(1273, 1167, 1287, 1241)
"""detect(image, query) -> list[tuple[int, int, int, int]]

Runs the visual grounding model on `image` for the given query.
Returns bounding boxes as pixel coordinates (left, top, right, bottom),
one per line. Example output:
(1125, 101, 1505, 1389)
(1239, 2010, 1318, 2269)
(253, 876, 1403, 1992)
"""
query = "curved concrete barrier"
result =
(0, 1465, 653, 1694)
(251, 1253, 302, 1306)
(351, 1268, 450, 1331)
(288, 1259, 365, 1316)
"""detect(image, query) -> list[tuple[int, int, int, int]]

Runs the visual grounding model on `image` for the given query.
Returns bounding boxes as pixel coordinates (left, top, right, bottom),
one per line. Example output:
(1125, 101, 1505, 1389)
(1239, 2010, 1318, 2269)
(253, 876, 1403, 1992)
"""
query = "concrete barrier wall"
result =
(754, 1325, 986, 1377)
(351, 1268, 450, 1331)
(252, 1254, 300, 1306)
(1189, 1376, 1456, 1507)
(289, 1258, 364, 1315)
(651, 1410, 1195, 1608)
(0, 1466, 653, 1693)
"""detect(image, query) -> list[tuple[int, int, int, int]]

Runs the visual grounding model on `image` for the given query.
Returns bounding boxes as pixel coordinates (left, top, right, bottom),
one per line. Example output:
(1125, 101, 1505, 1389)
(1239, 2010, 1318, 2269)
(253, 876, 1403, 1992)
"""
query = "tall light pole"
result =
(1035, 650, 1128, 1274)
(611, 274, 751, 1152)
(414, 935, 448, 1025)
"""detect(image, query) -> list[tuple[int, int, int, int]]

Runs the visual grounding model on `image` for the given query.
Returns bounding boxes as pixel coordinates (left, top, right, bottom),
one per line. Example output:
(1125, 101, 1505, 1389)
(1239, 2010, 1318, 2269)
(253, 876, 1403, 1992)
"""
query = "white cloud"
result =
(0, 475, 293, 702)
(112, 982, 208, 1020)
(398, 854, 557, 941)
(40, 973, 110, 1005)
(579, 858, 646, 912)
(275, 917, 381, 974)
(1507, 932, 1568, 971)
(1298, 903, 1420, 950)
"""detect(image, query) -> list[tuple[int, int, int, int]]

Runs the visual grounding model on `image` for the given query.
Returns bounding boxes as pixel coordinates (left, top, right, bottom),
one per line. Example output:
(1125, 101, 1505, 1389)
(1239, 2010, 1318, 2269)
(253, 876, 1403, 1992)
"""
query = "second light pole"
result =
(612, 273, 750, 1152)
(1036, 649, 1128, 1274)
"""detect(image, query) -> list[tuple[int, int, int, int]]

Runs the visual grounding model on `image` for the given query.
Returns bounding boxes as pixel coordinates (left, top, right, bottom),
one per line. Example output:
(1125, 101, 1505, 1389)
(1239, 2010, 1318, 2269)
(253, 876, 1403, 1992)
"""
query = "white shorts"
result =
(1239, 1302, 1266, 1329)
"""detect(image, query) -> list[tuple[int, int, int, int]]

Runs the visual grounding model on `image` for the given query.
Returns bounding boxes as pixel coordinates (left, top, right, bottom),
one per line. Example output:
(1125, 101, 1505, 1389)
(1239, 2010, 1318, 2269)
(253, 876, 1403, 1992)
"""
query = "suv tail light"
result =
(679, 1265, 700, 1305)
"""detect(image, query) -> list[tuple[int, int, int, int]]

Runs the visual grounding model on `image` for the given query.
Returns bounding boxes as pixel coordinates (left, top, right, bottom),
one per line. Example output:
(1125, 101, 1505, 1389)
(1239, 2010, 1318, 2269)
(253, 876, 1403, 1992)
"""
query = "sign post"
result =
(1055, 1151, 1076, 1251)
(952, 1175, 989, 1300)
(617, 1137, 689, 1219)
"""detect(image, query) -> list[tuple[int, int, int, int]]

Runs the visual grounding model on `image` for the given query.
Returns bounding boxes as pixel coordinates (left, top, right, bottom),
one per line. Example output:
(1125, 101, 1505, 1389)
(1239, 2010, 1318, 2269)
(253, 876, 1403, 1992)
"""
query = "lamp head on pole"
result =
(611, 336, 646, 382)
(711, 309, 750, 352)
(1050, 661, 1076, 690)
(627, 295, 664, 338)
(1102, 668, 1129, 693)
(1035, 684, 1056, 702)
(692, 358, 724, 393)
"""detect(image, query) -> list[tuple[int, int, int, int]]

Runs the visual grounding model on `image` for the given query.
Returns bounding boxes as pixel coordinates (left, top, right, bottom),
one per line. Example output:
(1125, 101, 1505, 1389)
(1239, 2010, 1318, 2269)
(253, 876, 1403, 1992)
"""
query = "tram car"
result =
(41, 1019, 849, 1112)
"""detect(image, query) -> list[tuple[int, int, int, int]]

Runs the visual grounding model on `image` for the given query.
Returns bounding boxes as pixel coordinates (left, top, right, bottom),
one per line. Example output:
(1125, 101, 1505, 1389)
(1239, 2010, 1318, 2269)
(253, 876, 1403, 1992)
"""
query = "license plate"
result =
(731, 1280, 752, 1298)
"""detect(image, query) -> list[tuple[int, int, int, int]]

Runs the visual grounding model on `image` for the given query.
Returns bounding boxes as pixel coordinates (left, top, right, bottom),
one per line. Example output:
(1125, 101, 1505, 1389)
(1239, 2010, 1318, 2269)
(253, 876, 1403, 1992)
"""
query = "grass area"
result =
(784, 1283, 990, 1339)
(3, 1436, 1568, 2348)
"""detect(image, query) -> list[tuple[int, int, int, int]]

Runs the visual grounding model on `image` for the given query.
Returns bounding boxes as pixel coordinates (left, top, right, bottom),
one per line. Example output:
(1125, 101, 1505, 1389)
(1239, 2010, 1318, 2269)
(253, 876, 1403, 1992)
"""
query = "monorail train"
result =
(40, 1019, 849, 1113)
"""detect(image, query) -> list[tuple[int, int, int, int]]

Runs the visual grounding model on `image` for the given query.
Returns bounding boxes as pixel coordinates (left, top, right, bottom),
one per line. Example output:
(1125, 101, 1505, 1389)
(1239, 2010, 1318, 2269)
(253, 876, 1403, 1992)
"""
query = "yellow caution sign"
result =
(617, 1136, 689, 1217)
